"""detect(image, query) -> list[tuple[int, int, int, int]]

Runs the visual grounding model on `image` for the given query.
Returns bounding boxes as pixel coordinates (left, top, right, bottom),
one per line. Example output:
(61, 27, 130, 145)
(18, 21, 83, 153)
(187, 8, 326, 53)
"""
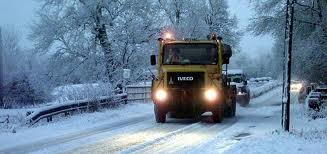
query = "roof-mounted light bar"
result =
(208, 32, 223, 41)
(158, 32, 175, 42)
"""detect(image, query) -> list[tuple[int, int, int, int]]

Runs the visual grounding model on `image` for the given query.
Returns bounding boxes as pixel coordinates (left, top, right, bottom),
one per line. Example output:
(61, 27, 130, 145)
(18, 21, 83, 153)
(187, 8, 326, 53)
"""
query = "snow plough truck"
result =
(150, 33, 237, 123)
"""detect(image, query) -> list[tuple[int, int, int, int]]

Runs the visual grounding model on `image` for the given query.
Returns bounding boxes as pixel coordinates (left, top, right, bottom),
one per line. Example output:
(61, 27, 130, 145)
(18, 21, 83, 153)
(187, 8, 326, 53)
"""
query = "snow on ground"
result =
(249, 80, 281, 98)
(0, 108, 33, 133)
(220, 92, 327, 154)
(0, 80, 278, 133)
(181, 88, 327, 154)
(222, 104, 327, 154)
(0, 103, 153, 150)
(2, 81, 323, 154)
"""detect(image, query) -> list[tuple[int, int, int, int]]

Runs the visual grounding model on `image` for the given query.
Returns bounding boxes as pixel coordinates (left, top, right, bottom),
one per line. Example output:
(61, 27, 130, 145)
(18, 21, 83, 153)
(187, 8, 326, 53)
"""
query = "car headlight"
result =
(296, 83, 302, 89)
(205, 89, 218, 102)
(155, 89, 167, 102)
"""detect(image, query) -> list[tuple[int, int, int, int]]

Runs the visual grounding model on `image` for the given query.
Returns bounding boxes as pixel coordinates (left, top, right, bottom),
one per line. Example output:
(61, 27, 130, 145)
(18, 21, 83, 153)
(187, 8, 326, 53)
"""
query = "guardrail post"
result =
(143, 78, 146, 103)
(47, 116, 52, 122)
(123, 94, 127, 104)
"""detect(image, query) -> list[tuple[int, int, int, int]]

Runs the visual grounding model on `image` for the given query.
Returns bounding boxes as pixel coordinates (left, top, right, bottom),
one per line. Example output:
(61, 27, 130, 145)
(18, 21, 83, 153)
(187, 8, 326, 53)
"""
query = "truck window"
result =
(163, 43, 218, 65)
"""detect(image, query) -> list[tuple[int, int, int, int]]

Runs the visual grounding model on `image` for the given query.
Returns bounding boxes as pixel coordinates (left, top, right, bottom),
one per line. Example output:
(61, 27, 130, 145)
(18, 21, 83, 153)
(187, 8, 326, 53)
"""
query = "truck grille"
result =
(167, 72, 204, 89)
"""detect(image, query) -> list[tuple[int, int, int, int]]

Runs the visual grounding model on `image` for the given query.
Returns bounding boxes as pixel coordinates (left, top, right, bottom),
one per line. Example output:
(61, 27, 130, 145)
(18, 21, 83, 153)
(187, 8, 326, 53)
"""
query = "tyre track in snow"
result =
(2, 86, 282, 154)
(36, 87, 277, 154)
(0, 114, 154, 154)
(121, 117, 238, 154)
(248, 86, 283, 108)
(64, 119, 201, 154)
(119, 87, 280, 154)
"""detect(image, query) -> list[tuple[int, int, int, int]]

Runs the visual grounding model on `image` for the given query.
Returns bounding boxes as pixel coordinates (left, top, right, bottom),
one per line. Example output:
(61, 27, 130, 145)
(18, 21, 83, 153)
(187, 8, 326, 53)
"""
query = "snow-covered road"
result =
(0, 86, 284, 154)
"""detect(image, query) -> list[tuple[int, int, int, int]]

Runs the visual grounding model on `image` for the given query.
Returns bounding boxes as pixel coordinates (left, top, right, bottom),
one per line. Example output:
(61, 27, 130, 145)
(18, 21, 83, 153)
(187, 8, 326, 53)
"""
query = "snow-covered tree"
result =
(156, 0, 240, 48)
(30, 0, 159, 85)
(30, 0, 241, 87)
(1, 27, 49, 108)
(249, 0, 327, 82)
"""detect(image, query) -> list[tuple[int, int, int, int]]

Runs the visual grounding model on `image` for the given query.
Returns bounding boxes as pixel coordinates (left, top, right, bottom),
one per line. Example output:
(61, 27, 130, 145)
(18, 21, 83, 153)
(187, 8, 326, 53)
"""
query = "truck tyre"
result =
(212, 106, 224, 123)
(239, 96, 249, 107)
(168, 112, 178, 118)
(154, 105, 166, 123)
(231, 97, 236, 117)
(225, 97, 236, 117)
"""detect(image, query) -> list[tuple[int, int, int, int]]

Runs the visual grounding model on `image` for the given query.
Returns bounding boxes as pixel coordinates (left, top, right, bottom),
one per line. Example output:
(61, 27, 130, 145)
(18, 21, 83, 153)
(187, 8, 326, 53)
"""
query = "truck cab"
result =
(150, 33, 236, 123)
(226, 69, 250, 106)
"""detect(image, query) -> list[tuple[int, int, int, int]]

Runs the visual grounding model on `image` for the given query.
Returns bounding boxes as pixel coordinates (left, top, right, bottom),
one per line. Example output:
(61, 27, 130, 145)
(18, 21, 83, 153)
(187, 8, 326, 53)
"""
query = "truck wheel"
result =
(225, 97, 236, 117)
(212, 107, 224, 123)
(168, 112, 177, 118)
(154, 105, 166, 123)
(239, 96, 248, 107)
(231, 97, 236, 117)
(246, 93, 251, 104)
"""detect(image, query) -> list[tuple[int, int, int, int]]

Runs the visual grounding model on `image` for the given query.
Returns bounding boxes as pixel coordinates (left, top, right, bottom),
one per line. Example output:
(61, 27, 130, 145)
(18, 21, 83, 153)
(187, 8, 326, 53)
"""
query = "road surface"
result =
(1, 87, 283, 154)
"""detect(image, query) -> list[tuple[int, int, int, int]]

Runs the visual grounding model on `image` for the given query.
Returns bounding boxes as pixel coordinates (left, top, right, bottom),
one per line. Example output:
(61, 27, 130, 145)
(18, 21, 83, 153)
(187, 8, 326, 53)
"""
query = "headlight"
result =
(155, 89, 167, 102)
(205, 89, 218, 101)
(296, 83, 302, 89)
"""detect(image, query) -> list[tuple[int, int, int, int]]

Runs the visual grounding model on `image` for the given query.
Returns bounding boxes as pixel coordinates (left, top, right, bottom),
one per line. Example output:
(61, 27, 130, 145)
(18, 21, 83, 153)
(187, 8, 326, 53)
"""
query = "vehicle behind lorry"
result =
(150, 33, 237, 123)
(227, 69, 250, 106)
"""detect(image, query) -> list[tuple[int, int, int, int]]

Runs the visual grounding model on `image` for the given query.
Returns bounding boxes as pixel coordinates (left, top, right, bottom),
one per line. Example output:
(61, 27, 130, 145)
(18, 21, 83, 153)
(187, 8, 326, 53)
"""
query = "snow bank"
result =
(224, 104, 327, 154)
(0, 109, 30, 133)
(250, 80, 281, 98)
(51, 82, 113, 103)
(0, 103, 153, 150)
(26, 93, 127, 125)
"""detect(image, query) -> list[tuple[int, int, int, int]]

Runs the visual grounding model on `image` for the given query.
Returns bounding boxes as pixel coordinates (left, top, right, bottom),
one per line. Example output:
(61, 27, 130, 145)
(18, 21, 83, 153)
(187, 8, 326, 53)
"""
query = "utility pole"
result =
(283, 0, 295, 132)
(0, 27, 3, 108)
(281, 0, 290, 128)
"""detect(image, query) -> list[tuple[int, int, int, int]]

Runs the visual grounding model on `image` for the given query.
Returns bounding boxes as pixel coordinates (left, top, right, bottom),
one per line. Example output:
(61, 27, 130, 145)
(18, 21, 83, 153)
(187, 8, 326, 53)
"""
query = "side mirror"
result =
(222, 44, 232, 64)
(150, 55, 156, 65)
(244, 80, 248, 85)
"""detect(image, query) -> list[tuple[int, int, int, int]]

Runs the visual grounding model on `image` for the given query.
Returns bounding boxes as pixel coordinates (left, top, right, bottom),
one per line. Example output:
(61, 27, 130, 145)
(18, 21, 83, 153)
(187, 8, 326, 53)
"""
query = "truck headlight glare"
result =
(155, 89, 167, 102)
(205, 89, 218, 101)
(164, 32, 173, 40)
(297, 83, 302, 89)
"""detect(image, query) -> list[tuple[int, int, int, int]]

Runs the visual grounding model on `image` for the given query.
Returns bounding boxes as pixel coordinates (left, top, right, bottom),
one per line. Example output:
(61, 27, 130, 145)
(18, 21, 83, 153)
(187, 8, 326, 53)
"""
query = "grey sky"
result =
(228, 0, 274, 58)
(0, 0, 274, 56)
(0, 0, 38, 48)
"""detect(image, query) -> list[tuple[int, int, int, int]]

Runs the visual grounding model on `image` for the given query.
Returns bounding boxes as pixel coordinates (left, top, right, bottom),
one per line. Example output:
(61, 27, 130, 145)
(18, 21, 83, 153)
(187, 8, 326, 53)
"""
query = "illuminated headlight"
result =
(205, 89, 218, 101)
(155, 89, 167, 102)
(291, 83, 302, 90)
(164, 32, 173, 39)
(296, 83, 302, 89)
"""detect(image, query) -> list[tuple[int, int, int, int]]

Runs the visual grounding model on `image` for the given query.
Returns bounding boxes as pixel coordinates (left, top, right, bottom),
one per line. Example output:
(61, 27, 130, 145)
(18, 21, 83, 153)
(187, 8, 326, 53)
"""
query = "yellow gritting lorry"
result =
(150, 33, 236, 123)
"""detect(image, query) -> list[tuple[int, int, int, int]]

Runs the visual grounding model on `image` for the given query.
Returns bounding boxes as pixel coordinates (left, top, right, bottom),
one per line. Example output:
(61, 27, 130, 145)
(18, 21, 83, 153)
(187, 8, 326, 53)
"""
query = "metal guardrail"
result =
(26, 81, 281, 125)
(27, 94, 127, 125)
(126, 85, 151, 102)
(125, 82, 281, 102)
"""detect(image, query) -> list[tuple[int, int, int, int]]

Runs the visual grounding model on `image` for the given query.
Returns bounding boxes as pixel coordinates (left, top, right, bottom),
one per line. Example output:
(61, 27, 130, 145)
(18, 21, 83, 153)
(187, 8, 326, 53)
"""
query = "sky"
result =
(0, 0, 274, 57)
(227, 0, 274, 58)
(0, 0, 38, 48)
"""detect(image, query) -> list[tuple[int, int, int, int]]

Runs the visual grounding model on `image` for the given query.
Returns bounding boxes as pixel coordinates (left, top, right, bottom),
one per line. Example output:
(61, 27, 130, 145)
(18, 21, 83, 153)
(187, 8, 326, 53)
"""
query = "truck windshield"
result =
(228, 75, 243, 83)
(163, 43, 218, 65)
